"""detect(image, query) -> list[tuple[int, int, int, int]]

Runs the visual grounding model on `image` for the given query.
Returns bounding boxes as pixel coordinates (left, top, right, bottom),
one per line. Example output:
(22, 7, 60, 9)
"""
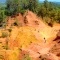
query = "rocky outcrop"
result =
(0, 11, 60, 60)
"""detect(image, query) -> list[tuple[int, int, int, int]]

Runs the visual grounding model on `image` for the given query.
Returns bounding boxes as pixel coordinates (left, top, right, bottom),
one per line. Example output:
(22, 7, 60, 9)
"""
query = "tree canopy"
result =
(0, 0, 60, 26)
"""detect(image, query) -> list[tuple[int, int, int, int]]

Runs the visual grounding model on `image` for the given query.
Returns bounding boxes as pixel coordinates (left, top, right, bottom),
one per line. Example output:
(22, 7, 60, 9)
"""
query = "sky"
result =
(0, 0, 60, 3)
(40, 0, 60, 2)
(0, 0, 6, 3)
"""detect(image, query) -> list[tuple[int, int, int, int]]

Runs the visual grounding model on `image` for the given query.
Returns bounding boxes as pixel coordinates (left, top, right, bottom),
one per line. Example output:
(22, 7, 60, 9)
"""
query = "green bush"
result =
(22, 54, 31, 60)
(1, 32, 8, 38)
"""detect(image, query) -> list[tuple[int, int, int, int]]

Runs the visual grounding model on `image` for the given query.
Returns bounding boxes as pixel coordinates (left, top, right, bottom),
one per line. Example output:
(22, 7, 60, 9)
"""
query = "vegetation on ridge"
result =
(0, 0, 60, 27)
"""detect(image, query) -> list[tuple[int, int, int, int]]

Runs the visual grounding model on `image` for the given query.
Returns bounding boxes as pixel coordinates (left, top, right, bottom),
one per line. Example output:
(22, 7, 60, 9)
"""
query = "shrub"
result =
(8, 28, 12, 32)
(1, 32, 8, 38)
(22, 54, 31, 60)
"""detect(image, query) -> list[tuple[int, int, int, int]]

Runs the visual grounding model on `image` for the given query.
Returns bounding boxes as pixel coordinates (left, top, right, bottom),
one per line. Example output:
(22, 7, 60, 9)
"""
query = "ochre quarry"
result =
(0, 11, 60, 60)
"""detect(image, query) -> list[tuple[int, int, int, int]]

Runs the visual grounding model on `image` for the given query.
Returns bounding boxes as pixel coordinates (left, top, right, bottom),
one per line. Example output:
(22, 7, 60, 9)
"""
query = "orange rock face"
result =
(0, 11, 60, 60)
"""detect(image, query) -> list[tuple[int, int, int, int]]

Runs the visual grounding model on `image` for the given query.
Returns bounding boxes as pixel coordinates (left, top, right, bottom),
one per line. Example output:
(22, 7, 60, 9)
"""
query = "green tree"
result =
(18, 0, 39, 14)
(5, 0, 40, 15)
(5, 0, 20, 16)
(28, 0, 39, 13)
(19, 0, 29, 14)
(0, 7, 6, 27)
